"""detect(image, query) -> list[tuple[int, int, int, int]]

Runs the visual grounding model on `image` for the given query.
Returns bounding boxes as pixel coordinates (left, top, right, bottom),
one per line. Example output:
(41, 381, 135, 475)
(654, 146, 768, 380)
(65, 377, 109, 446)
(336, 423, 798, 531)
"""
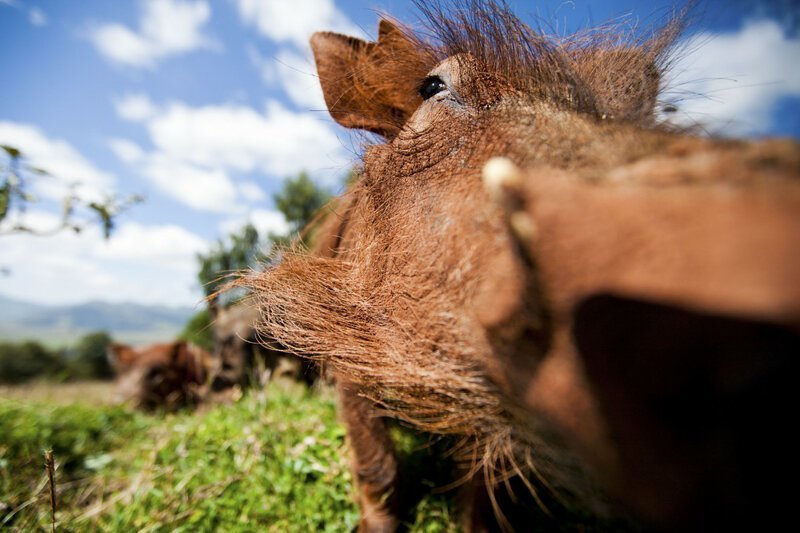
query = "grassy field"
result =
(0, 381, 117, 405)
(0, 382, 457, 532)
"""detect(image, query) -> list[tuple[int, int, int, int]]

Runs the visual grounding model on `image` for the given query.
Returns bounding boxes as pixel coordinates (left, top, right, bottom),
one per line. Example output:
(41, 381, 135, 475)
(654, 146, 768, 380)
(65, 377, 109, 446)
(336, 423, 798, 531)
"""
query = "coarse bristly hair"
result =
(240, 0, 690, 524)
(243, 202, 611, 527)
(410, 0, 687, 123)
(333, 0, 687, 144)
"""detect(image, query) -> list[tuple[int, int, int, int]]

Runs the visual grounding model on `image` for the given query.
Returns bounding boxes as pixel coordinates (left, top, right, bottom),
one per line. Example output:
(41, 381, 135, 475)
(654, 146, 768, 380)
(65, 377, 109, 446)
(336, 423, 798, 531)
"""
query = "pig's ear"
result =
(311, 19, 432, 139)
(106, 342, 137, 372)
(168, 342, 190, 365)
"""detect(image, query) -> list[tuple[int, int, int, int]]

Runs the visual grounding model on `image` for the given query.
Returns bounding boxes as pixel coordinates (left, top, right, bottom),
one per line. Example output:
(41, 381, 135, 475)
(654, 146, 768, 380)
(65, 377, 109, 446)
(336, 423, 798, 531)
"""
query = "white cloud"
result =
(29, 7, 47, 27)
(146, 100, 346, 177)
(235, 0, 360, 48)
(275, 49, 327, 109)
(0, 213, 209, 306)
(141, 155, 240, 213)
(1, 209, 58, 233)
(238, 181, 266, 202)
(250, 208, 289, 235)
(115, 93, 158, 121)
(219, 208, 289, 238)
(108, 138, 145, 164)
(662, 19, 800, 136)
(249, 46, 326, 110)
(0, 121, 115, 202)
(108, 135, 244, 213)
(109, 93, 350, 213)
(93, 221, 208, 268)
(248, 44, 276, 84)
(88, 0, 214, 68)
(110, 94, 349, 211)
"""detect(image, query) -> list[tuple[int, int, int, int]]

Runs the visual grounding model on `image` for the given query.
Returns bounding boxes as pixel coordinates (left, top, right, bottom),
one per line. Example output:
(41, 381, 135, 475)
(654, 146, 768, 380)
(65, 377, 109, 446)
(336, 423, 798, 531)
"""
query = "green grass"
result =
(0, 383, 457, 532)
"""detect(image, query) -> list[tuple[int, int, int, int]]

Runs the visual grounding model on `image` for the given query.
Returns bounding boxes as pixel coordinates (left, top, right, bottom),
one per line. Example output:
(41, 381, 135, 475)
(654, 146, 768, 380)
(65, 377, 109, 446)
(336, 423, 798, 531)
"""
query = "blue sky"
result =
(1, 0, 798, 308)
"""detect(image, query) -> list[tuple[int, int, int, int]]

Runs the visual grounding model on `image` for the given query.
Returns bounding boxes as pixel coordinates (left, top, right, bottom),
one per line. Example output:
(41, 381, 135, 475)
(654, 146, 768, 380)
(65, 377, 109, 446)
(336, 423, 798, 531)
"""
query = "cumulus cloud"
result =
(110, 93, 349, 213)
(93, 221, 208, 268)
(663, 19, 800, 136)
(235, 0, 360, 48)
(0, 212, 209, 306)
(219, 208, 290, 239)
(238, 181, 266, 202)
(29, 7, 46, 26)
(88, 0, 215, 68)
(114, 93, 158, 121)
(0, 121, 115, 202)
(146, 100, 345, 176)
(0, 2, 48, 28)
(108, 138, 145, 164)
(140, 155, 240, 213)
(249, 46, 327, 110)
(237, 1, 354, 111)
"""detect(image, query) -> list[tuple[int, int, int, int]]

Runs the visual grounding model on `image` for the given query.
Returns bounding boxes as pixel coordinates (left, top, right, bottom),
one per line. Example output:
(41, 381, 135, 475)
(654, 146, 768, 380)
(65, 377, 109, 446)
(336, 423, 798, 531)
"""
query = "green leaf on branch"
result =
(88, 202, 114, 239)
(0, 181, 10, 222)
(25, 166, 50, 176)
(0, 145, 21, 159)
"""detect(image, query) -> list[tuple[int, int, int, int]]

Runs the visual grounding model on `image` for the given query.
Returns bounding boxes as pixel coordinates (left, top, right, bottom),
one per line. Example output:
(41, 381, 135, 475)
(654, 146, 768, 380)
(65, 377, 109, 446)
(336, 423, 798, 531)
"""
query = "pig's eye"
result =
(419, 75, 448, 100)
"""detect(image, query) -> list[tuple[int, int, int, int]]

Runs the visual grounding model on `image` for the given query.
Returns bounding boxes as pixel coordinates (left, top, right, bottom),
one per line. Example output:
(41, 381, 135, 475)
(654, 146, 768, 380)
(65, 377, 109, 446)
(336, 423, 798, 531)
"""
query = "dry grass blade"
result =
(44, 449, 56, 533)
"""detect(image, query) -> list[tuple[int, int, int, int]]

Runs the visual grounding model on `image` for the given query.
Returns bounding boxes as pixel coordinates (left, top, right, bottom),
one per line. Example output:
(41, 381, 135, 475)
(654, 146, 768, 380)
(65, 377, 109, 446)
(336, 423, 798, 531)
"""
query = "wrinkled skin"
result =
(107, 341, 210, 411)
(247, 7, 800, 531)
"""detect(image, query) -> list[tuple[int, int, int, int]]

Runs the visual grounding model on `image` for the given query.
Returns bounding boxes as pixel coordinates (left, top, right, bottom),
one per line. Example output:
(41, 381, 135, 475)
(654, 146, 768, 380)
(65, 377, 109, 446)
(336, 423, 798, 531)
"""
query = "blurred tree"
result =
(197, 223, 266, 300)
(178, 308, 215, 352)
(196, 172, 332, 300)
(71, 331, 113, 379)
(0, 341, 64, 384)
(272, 171, 331, 238)
(191, 169, 333, 350)
(343, 166, 361, 187)
(0, 145, 143, 238)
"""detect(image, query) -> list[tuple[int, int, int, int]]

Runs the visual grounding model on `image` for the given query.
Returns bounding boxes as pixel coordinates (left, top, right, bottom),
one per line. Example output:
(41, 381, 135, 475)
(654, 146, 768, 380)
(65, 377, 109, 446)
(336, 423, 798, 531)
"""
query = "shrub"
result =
(0, 341, 64, 384)
(70, 331, 113, 379)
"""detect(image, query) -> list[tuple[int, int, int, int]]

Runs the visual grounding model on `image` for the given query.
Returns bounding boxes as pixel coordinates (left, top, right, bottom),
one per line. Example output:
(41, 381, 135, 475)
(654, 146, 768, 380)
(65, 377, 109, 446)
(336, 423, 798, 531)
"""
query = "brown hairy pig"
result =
(242, 1, 800, 530)
(107, 341, 211, 411)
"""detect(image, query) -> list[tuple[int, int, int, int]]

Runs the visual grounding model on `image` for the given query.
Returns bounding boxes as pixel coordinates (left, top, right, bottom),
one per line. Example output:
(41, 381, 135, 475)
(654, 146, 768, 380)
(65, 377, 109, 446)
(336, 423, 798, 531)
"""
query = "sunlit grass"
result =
(0, 382, 456, 531)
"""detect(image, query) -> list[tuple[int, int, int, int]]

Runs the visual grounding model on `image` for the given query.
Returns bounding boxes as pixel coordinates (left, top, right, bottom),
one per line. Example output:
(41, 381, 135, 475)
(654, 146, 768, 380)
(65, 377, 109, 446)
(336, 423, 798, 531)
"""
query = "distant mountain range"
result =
(0, 294, 198, 346)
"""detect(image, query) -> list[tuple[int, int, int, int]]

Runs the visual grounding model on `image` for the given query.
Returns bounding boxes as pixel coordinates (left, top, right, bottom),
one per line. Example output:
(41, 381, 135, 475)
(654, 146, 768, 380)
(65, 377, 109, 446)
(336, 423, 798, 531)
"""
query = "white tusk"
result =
(482, 156, 521, 201)
(510, 212, 537, 242)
